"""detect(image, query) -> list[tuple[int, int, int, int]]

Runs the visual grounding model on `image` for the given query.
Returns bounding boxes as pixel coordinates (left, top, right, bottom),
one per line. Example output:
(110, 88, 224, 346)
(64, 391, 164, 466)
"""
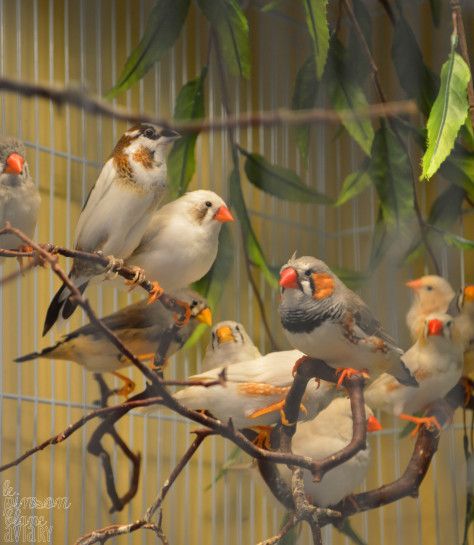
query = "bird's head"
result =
(178, 190, 234, 231)
(173, 289, 212, 327)
(421, 313, 456, 344)
(405, 275, 455, 314)
(0, 137, 28, 184)
(111, 123, 180, 186)
(279, 254, 337, 305)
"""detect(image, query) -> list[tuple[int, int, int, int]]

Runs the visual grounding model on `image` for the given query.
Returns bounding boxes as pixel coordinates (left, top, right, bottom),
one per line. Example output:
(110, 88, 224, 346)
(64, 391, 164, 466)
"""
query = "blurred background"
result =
(0, 0, 473, 543)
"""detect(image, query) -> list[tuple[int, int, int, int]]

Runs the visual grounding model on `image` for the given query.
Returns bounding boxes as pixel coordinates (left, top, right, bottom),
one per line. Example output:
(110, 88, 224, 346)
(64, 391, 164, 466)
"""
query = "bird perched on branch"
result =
(121, 189, 233, 298)
(0, 137, 40, 261)
(364, 313, 463, 435)
(174, 349, 336, 444)
(405, 275, 455, 341)
(43, 123, 179, 335)
(19, 289, 211, 397)
(278, 255, 417, 387)
(202, 320, 262, 371)
(275, 398, 381, 507)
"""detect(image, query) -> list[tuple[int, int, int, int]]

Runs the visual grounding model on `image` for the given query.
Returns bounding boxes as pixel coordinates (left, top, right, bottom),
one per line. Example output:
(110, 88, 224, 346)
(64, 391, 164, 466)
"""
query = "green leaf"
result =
(205, 446, 242, 490)
(440, 144, 474, 199)
(391, 12, 438, 116)
(197, 0, 250, 79)
(335, 163, 371, 206)
(106, 0, 190, 98)
(428, 183, 465, 229)
(327, 39, 374, 155)
(167, 67, 208, 198)
(230, 167, 278, 288)
(421, 39, 470, 180)
(239, 148, 333, 204)
(303, 0, 329, 80)
(369, 123, 414, 226)
(347, 0, 372, 84)
(185, 223, 234, 349)
(291, 56, 319, 162)
(442, 231, 474, 251)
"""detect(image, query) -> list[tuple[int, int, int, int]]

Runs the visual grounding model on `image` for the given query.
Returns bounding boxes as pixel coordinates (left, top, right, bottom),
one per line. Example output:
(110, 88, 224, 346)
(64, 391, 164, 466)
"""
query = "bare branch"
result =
(0, 75, 417, 134)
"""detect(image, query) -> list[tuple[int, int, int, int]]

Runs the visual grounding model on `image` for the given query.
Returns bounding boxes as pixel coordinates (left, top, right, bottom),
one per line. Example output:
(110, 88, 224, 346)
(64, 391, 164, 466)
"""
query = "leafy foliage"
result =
(197, 0, 250, 78)
(167, 67, 208, 198)
(336, 161, 371, 206)
(239, 147, 333, 204)
(303, 0, 329, 80)
(107, 0, 190, 98)
(421, 35, 470, 180)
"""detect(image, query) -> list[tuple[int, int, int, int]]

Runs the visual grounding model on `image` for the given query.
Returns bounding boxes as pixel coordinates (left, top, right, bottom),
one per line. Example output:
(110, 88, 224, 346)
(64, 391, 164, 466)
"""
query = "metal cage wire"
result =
(0, 1, 472, 544)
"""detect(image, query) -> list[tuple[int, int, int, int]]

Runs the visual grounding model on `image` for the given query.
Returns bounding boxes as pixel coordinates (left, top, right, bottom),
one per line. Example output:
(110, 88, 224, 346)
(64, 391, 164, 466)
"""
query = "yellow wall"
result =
(0, 1, 472, 544)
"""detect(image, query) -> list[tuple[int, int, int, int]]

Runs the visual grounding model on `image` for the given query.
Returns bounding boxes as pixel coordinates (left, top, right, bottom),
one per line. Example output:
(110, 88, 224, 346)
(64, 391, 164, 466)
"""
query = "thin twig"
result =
(0, 75, 417, 133)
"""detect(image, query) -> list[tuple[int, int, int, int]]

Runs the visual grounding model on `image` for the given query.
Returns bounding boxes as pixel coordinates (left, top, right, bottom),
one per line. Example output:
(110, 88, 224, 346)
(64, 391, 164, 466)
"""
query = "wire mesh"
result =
(0, 1, 472, 544)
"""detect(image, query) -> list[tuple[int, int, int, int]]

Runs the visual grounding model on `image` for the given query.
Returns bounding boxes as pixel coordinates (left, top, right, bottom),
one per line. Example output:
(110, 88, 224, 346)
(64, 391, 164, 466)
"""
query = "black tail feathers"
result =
(42, 281, 89, 336)
(15, 343, 59, 363)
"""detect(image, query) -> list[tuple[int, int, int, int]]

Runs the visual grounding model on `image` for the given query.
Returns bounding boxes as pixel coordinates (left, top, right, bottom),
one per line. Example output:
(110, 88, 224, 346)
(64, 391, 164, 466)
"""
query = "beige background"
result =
(0, 1, 473, 543)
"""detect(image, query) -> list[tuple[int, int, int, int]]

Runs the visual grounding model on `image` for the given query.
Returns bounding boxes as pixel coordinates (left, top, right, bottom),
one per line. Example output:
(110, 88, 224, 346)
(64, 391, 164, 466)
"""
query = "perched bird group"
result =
(2, 127, 473, 514)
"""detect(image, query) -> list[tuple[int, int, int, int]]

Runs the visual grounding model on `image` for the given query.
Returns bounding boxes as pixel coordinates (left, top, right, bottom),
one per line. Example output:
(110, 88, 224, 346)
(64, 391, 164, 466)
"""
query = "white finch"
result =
(277, 398, 381, 507)
(450, 285, 474, 376)
(405, 275, 455, 341)
(122, 189, 234, 292)
(174, 349, 336, 431)
(19, 289, 210, 396)
(0, 137, 40, 252)
(43, 123, 179, 335)
(278, 255, 417, 387)
(202, 320, 262, 371)
(364, 313, 464, 434)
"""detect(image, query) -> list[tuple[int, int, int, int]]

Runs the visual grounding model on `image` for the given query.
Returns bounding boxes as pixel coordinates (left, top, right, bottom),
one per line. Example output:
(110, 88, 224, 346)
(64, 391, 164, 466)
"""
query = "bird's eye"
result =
(447, 320, 452, 327)
(144, 127, 155, 138)
(426, 286, 433, 291)
(235, 325, 240, 331)
(205, 201, 212, 208)
(304, 269, 312, 277)
(191, 300, 197, 307)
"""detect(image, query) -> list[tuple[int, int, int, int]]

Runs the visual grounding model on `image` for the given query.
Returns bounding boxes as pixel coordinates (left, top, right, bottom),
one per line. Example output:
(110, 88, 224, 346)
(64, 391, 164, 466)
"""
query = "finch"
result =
(43, 123, 179, 335)
(279, 255, 417, 387)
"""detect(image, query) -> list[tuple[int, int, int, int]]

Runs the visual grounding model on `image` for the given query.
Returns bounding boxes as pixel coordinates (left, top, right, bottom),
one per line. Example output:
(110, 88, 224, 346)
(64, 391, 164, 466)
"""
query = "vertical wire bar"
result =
(0, 0, 4, 470)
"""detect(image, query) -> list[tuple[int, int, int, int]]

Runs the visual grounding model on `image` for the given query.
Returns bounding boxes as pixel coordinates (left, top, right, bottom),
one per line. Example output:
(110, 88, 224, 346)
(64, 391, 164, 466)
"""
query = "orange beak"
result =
(427, 318, 444, 336)
(214, 206, 234, 223)
(464, 285, 474, 302)
(279, 267, 298, 289)
(367, 415, 382, 432)
(5, 153, 24, 174)
(405, 278, 423, 290)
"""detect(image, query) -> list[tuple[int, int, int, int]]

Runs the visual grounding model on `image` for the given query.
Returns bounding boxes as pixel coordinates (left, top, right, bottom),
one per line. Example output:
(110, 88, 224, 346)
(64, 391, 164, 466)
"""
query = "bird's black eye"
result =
(144, 127, 155, 138)
(191, 300, 197, 307)
(205, 201, 212, 208)
(235, 325, 240, 331)
(426, 286, 433, 291)
(304, 269, 312, 277)
(447, 320, 452, 327)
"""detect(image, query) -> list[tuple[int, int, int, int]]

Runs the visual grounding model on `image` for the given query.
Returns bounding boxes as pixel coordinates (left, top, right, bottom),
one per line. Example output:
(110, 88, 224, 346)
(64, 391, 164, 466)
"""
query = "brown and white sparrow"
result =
(405, 275, 455, 341)
(121, 189, 234, 294)
(278, 255, 418, 387)
(202, 320, 262, 371)
(276, 398, 380, 507)
(0, 137, 40, 255)
(19, 288, 211, 396)
(43, 123, 179, 335)
(364, 313, 464, 434)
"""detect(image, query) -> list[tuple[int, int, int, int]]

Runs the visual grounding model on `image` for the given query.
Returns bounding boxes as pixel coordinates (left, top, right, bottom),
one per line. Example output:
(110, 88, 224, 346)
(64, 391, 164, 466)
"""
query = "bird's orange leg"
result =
(249, 399, 307, 425)
(251, 426, 273, 449)
(147, 281, 164, 305)
(335, 367, 369, 389)
(111, 371, 136, 398)
(399, 413, 442, 437)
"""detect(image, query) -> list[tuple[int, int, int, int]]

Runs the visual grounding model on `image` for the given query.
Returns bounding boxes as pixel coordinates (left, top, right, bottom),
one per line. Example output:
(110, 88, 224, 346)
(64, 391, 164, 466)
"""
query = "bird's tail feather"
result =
(15, 341, 63, 363)
(392, 358, 419, 388)
(42, 279, 89, 336)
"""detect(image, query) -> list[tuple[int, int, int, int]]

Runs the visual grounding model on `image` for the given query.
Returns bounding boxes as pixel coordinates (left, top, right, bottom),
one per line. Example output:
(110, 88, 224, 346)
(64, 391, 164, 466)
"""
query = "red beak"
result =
(427, 318, 444, 336)
(367, 415, 382, 432)
(279, 267, 298, 289)
(5, 153, 24, 174)
(214, 205, 234, 223)
(405, 278, 423, 290)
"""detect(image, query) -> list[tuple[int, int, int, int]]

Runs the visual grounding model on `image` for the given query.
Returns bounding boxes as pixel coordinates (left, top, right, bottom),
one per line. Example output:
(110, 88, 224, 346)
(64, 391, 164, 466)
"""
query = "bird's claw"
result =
(399, 413, 442, 437)
(104, 255, 124, 279)
(252, 426, 273, 449)
(173, 300, 191, 327)
(125, 266, 146, 291)
(335, 367, 369, 389)
(292, 355, 311, 377)
(147, 281, 164, 305)
(111, 371, 136, 399)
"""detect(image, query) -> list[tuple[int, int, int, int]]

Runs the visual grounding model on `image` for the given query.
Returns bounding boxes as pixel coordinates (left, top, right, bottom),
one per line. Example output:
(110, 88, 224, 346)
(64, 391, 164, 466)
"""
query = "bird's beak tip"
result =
(367, 415, 382, 432)
(405, 279, 423, 290)
(196, 307, 212, 327)
(4, 152, 24, 175)
(214, 206, 234, 223)
(279, 267, 298, 289)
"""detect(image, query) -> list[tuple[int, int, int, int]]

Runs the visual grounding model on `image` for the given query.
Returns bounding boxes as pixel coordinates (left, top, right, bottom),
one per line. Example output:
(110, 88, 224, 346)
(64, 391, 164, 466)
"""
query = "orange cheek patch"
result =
(238, 383, 290, 397)
(386, 382, 402, 392)
(132, 146, 154, 169)
(312, 273, 335, 300)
